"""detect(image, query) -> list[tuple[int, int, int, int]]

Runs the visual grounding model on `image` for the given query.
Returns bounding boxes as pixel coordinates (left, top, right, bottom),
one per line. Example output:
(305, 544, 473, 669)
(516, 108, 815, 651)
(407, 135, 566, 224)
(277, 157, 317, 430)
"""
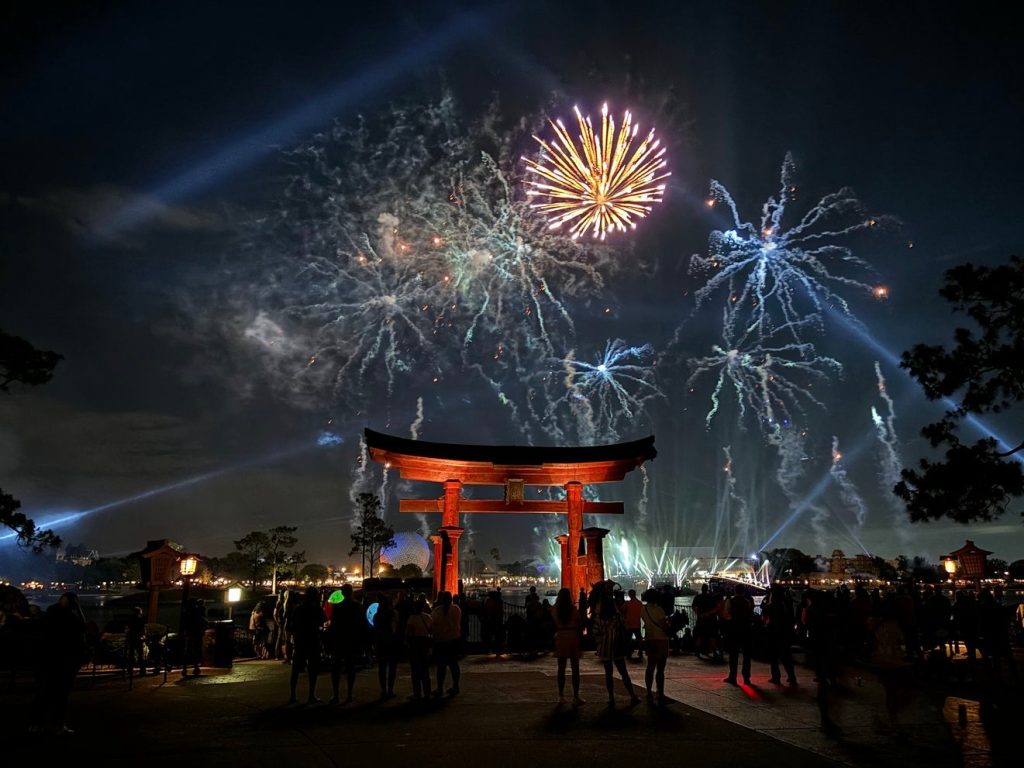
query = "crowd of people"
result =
(242, 580, 692, 707)
(246, 585, 465, 705)
(242, 577, 1024, 712)
(4, 577, 1022, 735)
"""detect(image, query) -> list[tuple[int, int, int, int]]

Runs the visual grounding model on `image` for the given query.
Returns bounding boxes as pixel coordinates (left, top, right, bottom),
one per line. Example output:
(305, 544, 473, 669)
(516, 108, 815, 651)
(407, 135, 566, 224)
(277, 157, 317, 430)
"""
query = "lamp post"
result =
(941, 555, 958, 587)
(178, 554, 200, 678)
(226, 583, 243, 621)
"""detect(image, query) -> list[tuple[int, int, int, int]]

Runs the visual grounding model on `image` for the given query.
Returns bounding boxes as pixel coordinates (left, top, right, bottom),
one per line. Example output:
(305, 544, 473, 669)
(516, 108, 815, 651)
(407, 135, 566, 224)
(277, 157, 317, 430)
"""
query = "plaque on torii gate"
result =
(364, 428, 656, 598)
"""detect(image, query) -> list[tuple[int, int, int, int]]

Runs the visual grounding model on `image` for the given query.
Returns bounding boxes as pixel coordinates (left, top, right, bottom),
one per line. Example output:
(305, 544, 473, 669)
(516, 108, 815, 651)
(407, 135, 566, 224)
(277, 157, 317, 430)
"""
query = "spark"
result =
(523, 103, 670, 240)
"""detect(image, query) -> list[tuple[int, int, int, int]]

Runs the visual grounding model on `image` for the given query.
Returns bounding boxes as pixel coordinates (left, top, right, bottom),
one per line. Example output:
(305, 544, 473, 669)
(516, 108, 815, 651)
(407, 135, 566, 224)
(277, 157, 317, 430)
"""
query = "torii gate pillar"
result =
(430, 480, 463, 596)
(565, 481, 585, 596)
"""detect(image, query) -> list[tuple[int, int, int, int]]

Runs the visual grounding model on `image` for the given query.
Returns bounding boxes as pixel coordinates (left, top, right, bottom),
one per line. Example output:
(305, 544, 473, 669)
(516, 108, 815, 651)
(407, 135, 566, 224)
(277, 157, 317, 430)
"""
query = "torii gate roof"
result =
(364, 428, 656, 485)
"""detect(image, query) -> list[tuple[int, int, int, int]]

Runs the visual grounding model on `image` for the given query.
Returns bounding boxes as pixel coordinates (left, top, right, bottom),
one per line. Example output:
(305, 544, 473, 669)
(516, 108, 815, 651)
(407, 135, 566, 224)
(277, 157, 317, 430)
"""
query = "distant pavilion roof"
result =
(364, 428, 656, 485)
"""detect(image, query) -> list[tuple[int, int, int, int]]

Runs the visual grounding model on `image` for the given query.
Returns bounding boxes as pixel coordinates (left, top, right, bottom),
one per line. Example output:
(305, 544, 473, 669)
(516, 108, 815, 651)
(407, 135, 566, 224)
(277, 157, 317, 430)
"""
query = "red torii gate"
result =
(364, 429, 656, 598)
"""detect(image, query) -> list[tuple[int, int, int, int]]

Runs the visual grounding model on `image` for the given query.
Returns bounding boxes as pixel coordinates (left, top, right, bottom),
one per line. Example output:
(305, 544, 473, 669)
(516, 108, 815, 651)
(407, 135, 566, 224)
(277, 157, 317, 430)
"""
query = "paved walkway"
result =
(0, 652, 1007, 768)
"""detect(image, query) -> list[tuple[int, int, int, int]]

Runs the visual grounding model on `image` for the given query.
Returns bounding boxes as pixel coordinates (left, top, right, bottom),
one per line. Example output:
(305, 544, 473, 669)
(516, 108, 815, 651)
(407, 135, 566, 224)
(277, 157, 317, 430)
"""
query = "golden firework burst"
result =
(523, 103, 670, 240)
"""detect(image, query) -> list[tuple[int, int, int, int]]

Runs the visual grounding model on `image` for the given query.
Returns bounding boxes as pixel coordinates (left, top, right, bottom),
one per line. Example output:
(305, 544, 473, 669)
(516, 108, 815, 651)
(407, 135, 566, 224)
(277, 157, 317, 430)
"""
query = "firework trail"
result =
(772, 425, 810, 501)
(830, 436, 867, 528)
(410, 396, 425, 441)
(687, 313, 841, 433)
(691, 152, 893, 341)
(809, 501, 831, 553)
(715, 446, 750, 558)
(872, 362, 911, 545)
(407, 397, 431, 537)
(637, 464, 650, 534)
(347, 435, 373, 532)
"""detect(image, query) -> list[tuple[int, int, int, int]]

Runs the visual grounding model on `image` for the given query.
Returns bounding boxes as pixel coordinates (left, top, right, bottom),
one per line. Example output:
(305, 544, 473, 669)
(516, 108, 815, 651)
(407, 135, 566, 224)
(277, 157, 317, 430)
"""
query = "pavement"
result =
(1, 651, 1015, 768)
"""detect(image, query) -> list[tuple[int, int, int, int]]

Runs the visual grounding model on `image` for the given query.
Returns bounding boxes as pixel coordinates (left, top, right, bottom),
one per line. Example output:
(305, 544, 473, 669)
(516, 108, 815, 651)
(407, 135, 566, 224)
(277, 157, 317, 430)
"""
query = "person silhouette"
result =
(288, 587, 324, 704)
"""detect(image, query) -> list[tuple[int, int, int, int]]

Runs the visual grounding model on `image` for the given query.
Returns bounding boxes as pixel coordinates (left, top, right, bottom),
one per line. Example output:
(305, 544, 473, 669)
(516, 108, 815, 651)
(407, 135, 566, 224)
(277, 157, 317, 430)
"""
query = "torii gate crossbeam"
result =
(364, 429, 656, 598)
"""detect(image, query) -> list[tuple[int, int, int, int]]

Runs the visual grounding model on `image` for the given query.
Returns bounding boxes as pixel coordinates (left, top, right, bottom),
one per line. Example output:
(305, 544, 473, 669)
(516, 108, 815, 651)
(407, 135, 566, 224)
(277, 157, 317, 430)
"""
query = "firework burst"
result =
(232, 97, 620, 417)
(687, 313, 841, 432)
(691, 152, 893, 340)
(547, 339, 663, 443)
(523, 103, 670, 240)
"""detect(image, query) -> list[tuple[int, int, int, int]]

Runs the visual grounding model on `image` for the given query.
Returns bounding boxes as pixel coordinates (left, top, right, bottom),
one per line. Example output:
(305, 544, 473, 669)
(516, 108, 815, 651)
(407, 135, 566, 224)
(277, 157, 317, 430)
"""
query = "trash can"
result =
(204, 620, 235, 668)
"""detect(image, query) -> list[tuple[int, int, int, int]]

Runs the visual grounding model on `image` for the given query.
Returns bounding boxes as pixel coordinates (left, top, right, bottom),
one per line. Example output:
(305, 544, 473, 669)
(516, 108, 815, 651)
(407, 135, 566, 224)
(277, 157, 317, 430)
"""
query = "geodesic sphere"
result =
(380, 532, 431, 571)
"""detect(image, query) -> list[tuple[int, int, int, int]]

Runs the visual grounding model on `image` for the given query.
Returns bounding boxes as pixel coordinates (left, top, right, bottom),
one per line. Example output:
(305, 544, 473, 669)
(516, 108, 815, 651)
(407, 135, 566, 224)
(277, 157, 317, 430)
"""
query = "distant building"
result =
(946, 540, 992, 580)
(828, 549, 880, 578)
(56, 544, 99, 566)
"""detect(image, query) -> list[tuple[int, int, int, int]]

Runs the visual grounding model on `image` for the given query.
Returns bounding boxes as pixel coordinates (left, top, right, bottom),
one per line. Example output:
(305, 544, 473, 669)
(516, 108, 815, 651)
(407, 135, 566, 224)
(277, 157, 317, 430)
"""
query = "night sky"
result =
(2, 0, 1022, 573)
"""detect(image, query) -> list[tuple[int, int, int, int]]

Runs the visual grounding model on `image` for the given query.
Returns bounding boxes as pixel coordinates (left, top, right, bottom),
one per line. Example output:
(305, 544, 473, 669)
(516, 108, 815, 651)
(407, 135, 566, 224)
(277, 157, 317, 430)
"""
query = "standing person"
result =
(722, 586, 754, 685)
(692, 584, 720, 660)
(594, 594, 640, 706)
(482, 591, 503, 656)
(373, 595, 399, 699)
(805, 589, 843, 737)
(327, 584, 365, 704)
(978, 589, 1017, 683)
(249, 602, 267, 659)
(640, 589, 671, 703)
(763, 586, 798, 685)
(181, 599, 206, 678)
(263, 598, 278, 660)
(288, 587, 324, 705)
(125, 606, 146, 676)
(524, 587, 541, 657)
(865, 615, 915, 736)
(405, 597, 433, 700)
(623, 590, 644, 661)
(280, 591, 298, 664)
(551, 588, 585, 705)
(431, 591, 462, 697)
(37, 592, 86, 735)
(272, 592, 286, 660)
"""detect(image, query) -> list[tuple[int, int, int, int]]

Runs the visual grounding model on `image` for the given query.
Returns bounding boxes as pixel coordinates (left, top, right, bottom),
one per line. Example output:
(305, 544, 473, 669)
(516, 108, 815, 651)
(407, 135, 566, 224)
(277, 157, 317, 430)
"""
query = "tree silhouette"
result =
(1, 329, 63, 550)
(897, 256, 1024, 523)
(299, 563, 329, 583)
(234, 531, 271, 588)
(348, 493, 395, 579)
(0, 329, 62, 392)
(266, 525, 301, 594)
(761, 547, 816, 578)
